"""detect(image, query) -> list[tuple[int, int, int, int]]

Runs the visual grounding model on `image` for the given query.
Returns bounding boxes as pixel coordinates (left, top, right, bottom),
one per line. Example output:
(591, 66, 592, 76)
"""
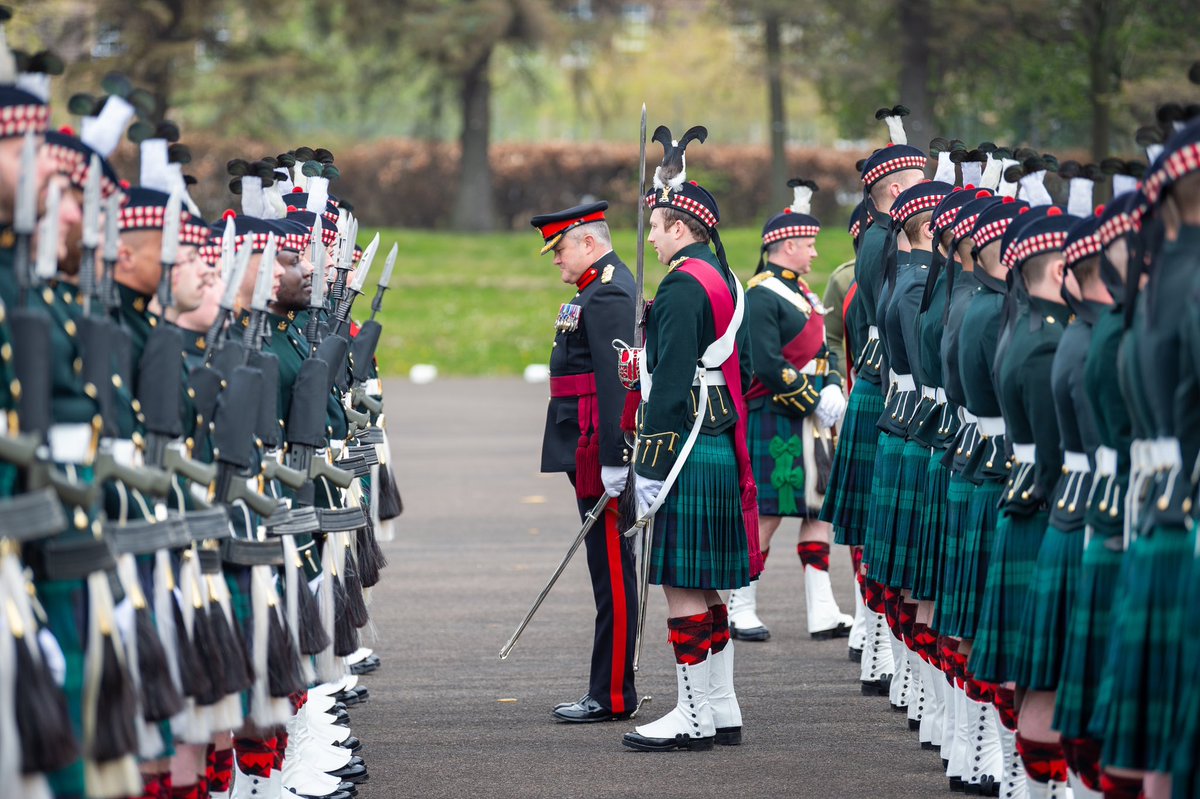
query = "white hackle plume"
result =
(80, 96, 135, 158)
(961, 157, 984, 188)
(1067, 177, 1095, 218)
(996, 159, 1021, 197)
(1018, 170, 1053, 207)
(789, 182, 814, 214)
(934, 151, 955, 183)
(139, 138, 171, 193)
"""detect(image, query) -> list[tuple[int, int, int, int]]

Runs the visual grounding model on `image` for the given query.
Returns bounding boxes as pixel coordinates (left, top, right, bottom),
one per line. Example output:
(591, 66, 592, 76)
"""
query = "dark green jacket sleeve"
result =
(1021, 339, 1064, 498)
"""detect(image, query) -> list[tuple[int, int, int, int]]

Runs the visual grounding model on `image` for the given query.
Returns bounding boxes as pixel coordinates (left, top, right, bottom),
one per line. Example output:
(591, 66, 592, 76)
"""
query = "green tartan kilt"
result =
(1097, 524, 1191, 772)
(38, 578, 86, 798)
(1053, 533, 1122, 741)
(933, 473, 975, 634)
(969, 508, 1048, 684)
(885, 439, 932, 592)
(1172, 552, 1200, 792)
(225, 565, 254, 717)
(948, 480, 1005, 640)
(650, 430, 750, 591)
(912, 448, 950, 603)
(746, 405, 813, 518)
(862, 432, 906, 585)
(822, 379, 885, 547)
(1012, 523, 1084, 690)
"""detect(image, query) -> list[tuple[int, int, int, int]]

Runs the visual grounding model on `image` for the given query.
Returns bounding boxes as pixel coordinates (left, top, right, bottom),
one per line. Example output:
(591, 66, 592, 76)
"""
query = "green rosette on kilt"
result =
(1096, 524, 1192, 772)
(1052, 533, 1122, 740)
(912, 447, 950, 602)
(862, 431, 905, 584)
(932, 472, 975, 634)
(821, 379, 885, 546)
(746, 379, 826, 518)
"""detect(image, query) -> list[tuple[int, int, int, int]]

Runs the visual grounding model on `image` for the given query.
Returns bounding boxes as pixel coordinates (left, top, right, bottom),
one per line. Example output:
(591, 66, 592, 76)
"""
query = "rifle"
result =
(346, 243, 396, 417)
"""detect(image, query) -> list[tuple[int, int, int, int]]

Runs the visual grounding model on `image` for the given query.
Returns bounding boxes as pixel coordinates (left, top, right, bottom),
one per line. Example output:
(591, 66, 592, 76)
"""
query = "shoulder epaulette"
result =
(747, 272, 772, 289)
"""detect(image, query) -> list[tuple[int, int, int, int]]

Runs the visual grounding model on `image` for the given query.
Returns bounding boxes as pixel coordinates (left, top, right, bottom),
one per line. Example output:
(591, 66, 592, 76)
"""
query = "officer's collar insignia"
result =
(277, 320, 289, 332)
(133, 296, 147, 313)
(556, 303, 582, 333)
(781, 269, 796, 280)
(576, 267, 599, 291)
(668, 255, 687, 272)
(0, 228, 13, 248)
(601, 265, 614, 284)
(195, 337, 206, 351)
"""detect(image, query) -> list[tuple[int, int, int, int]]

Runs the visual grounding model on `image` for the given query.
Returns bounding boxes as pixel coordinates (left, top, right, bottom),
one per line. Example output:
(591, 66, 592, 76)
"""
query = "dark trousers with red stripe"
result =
(574, 486, 638, 715)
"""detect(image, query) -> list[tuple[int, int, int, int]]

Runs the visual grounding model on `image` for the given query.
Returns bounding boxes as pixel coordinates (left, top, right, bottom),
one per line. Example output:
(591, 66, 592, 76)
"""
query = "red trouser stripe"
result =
(604, 498, 627, 715)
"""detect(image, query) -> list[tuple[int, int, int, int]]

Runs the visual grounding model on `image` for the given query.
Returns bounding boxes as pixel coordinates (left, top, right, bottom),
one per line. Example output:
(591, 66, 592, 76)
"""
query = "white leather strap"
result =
(1094, 446, 1118, 477)
(1063, 451, 1091, 474)
(692, 370, 728, 386)
(49, 423, 92, 464)
(977, 416, 1006, 437)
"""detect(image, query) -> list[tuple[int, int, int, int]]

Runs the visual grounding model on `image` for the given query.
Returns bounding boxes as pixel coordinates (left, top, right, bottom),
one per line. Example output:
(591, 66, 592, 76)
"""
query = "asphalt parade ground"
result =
(355, 377, 949, 799)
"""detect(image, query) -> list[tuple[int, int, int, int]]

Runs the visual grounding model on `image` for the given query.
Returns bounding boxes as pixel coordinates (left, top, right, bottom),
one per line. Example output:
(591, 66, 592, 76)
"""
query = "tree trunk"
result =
(452, 47, 496, 232)
(897, 0, 932, 148)
(764, 12, 789, 209)
(1085, 0, 1114, 163)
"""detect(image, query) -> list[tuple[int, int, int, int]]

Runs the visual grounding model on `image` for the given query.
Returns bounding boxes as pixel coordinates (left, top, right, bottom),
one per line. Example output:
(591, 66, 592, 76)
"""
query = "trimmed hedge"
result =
(112, 136, 870, 229)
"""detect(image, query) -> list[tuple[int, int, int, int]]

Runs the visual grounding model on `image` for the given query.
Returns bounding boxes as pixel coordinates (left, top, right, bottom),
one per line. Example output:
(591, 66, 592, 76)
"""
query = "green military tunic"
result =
(638, 242, 752, 590)
(744, 263, 841, 518)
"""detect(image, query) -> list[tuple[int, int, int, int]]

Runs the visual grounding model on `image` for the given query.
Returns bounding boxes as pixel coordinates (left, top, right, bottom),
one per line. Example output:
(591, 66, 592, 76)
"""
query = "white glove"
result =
(634, 475, 665, 515)
(815, 384, 847, 429)
(601, 465, 628, 497)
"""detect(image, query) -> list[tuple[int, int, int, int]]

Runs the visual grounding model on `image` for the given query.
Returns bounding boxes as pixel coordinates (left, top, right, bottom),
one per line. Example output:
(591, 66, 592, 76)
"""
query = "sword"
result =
(630, 103, 653, 672)
(498, 495, 609, 661)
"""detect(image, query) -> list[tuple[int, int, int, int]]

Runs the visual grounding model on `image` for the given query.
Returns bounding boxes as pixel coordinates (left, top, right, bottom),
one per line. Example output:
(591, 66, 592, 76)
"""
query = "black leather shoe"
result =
(328, 763, 368, 784)
(349, 655, 381, 675)
(334, 689, 361, 706)
(554, 694, 588, 712)
(730, 624, 770, 642)
(811, 622, 852, 640)
(622, 731, 714, 752)
(552, 695, 633, 723)
(860, 676, 891, 696)
(336, 736, 362, 752)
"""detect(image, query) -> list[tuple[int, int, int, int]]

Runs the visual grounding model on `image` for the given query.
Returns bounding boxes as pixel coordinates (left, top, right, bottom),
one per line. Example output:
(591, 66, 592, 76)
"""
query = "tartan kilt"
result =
(1053, 533, 1123, 740)
(650, 429, 751, 591)
(969, 508, 1048, 684)
(747, 404, 813, 518)
(822, 379, 885, 547)
(1172, 553, 1200, 791)
(225, 565, 254, 717)
(1012, 523, 1084, 690)
(38, 578, 86, 797)
(932, 473, 975, 635)
(1097, 524, 1191, 772)
(862, 431, 906, 586)
(912, 448, 950, 603)
(948, 480, 1005, 640)
(885, 439, 933, 592)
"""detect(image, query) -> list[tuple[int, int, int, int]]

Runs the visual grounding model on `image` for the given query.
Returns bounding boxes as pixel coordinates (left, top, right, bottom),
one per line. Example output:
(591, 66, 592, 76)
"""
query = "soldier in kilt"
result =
(1050, 198, 1129, 798)
(1096, 121, 1200, 799)
(622, 126, 758, 753)
(730, 178, 850, 645)
(878, 177, 954, 740)
(821, 110, 927, 697)
(973, 208, 1076, 797)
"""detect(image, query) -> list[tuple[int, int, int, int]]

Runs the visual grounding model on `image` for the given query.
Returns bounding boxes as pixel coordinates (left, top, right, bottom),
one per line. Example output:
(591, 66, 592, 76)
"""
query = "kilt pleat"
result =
(948, 480, 1005, 640)
(883, 440, 931, 590)
(912, 449, 949, 603)
(1171, 551, 1200, 792)
(1097, 525, 1191, 773)
(863, 432, 906, 585)
(932, 473, 975, 635)
(747, 406, 810, 518)
(1053, 533, 1122, 741)
(969, 509, 1048, 684)
(1013, 523, 1084, 690)
(823, 380, 885, 546)
(650, 430, 751, 591)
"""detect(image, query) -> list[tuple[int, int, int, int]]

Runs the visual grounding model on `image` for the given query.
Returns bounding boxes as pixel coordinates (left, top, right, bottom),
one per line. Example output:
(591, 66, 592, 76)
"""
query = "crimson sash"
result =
(675, 260, 763, 579)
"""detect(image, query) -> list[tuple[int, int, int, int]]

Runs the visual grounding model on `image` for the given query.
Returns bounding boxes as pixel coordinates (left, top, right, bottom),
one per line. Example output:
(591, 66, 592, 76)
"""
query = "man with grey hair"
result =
(530, 201, 640, 723)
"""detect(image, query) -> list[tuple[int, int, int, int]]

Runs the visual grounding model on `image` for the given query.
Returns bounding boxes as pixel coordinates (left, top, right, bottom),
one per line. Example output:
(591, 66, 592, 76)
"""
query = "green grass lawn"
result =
(361, 226, 856, 376)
